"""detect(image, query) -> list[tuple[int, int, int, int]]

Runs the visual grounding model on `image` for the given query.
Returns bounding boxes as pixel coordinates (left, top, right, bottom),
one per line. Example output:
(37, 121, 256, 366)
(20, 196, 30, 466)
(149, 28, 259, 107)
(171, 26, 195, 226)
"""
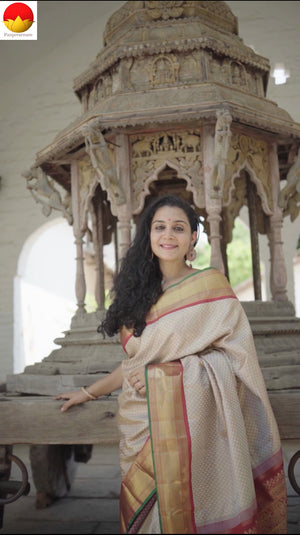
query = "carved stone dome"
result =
(73, 0, 269, 98)
(103, 1, 239, 46)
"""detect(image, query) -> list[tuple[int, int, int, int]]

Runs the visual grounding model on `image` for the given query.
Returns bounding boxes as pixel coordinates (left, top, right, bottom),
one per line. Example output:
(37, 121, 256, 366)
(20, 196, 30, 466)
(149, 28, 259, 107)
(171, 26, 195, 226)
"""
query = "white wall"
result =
(0, 1, 123, 384)
(0, 1, 299, 384)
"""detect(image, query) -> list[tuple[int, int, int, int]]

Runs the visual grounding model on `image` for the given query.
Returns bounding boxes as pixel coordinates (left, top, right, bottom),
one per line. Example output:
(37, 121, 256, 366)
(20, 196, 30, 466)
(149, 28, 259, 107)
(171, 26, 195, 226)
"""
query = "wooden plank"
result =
(262, 365, 300, 390)
(0, 395, 119, 445)
(0, 390, 299, 444)
(268, 390, 300, 439)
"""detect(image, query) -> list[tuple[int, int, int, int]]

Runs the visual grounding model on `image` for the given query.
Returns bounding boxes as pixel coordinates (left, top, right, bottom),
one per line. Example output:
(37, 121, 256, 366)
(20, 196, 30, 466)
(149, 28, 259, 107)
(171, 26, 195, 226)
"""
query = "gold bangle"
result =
(81, 386, 97, 400)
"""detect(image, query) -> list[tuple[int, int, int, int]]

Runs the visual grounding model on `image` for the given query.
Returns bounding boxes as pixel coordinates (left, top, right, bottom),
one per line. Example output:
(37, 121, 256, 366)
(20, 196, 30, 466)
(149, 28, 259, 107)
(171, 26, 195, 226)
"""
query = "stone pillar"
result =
(247, 178, 262, 300)
(267, 143, 288, 301)
(203, 124, 224, 273)
(206, 201, 224, 272)
(91, 194, 105, 311)
(115, 134, 133, 262)
(117, 215, 132, 262)
(71, 160, 87, 316)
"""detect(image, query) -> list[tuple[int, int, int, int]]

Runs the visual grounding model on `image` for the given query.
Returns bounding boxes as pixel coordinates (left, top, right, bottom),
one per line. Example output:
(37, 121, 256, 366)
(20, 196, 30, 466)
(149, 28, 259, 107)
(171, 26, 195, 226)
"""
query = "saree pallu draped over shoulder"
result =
(118, 269, 287, 534)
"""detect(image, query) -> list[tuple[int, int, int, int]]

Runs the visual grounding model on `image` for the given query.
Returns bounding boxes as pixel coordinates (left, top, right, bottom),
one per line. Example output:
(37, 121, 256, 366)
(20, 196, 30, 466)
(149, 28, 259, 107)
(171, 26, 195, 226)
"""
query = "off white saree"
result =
(118, 268, 287, 534)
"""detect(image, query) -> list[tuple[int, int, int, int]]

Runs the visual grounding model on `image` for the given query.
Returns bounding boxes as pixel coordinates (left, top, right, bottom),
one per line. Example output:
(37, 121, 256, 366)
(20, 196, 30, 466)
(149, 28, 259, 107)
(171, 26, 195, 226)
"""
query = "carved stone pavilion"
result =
(5, 0, 300, 460)
(7, 0, 300, 396)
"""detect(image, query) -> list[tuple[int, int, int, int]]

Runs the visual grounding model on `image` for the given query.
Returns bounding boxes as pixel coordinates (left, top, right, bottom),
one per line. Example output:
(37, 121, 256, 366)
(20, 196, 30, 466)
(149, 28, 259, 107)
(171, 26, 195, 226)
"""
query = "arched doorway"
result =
(14, 218, 76, 373)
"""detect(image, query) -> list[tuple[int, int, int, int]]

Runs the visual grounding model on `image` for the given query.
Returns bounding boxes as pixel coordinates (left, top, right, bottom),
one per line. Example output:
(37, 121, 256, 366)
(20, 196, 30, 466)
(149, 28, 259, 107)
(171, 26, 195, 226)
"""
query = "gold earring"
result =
(186, 245, 196, 262)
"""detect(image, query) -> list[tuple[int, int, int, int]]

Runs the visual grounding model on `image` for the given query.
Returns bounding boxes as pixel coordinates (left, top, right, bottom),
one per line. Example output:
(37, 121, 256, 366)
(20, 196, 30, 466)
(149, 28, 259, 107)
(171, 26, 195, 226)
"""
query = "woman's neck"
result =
(160, 262, 195, 288)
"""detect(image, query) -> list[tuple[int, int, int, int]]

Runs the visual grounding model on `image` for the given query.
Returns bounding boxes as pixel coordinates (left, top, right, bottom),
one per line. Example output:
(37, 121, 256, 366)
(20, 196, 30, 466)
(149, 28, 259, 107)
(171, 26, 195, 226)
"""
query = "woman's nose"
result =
(163, 226, 174, 238)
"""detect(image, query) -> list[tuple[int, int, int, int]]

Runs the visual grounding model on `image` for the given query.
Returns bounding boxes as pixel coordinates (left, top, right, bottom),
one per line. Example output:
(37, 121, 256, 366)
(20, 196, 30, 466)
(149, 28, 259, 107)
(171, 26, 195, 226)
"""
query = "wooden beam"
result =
(0, 395, 119, 445)
(268, 390, 300, 439)
(0, 390, 299, 444)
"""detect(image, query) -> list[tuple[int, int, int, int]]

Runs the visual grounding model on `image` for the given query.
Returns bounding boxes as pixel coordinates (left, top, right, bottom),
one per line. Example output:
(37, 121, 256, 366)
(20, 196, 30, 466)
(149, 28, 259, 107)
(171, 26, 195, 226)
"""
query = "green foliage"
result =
(227, 220, 252, 287)
(85, 294, 97, 313)
(194, 242, 211, 271)
(84, 289, 112, 313)
(194, 219, 253, 288)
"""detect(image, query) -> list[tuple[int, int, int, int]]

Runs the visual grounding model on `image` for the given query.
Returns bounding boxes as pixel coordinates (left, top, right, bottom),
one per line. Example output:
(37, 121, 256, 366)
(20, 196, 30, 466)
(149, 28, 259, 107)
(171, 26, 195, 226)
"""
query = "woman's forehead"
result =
(152, 205, 188, 222)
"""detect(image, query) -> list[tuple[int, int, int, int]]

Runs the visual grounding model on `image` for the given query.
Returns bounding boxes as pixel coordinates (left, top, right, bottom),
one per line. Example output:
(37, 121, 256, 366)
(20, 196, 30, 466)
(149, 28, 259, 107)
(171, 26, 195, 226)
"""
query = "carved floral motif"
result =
(145, 1, 184, 20)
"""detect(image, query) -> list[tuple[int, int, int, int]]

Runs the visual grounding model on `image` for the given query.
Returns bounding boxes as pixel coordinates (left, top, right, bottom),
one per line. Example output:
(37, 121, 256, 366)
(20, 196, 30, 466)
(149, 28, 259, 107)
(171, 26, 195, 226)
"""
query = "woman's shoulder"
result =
(192, 267, 235, 293)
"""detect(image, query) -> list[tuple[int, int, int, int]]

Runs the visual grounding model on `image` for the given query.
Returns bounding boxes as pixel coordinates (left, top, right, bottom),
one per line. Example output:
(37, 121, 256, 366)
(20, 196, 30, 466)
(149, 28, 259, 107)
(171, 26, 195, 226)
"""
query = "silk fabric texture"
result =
(118, 268, 287, 534)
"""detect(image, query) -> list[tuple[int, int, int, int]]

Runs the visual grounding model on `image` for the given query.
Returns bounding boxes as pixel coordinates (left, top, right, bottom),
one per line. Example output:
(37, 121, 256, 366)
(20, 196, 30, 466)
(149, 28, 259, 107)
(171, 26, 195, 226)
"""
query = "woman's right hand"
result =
(54, 389, 90, 412)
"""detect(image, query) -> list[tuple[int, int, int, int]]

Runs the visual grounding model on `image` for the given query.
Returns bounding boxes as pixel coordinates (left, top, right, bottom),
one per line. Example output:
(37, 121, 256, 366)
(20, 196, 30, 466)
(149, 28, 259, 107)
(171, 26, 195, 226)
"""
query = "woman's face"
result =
(150, 205, 197, 263)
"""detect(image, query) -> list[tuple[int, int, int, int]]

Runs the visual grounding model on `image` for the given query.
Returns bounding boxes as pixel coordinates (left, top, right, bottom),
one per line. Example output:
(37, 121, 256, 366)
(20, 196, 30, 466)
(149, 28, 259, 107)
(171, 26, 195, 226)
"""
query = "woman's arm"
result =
(54, 363, 123, 412)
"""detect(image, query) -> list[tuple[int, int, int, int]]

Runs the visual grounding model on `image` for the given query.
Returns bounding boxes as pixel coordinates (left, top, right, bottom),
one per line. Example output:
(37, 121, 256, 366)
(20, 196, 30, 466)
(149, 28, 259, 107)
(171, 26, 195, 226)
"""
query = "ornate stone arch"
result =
(132, 158, 203, 214)
(224, 159, 273, 216)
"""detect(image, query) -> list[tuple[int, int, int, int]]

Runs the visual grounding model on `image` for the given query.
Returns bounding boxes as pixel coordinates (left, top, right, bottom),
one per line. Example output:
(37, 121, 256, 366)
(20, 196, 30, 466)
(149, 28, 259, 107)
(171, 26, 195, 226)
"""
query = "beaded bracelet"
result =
(81, 386, 97, 400)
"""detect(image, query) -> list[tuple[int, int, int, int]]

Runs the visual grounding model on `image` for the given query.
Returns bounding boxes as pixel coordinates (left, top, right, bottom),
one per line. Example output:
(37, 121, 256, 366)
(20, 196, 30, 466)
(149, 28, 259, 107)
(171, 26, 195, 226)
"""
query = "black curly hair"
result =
(97, 195, 200, 338)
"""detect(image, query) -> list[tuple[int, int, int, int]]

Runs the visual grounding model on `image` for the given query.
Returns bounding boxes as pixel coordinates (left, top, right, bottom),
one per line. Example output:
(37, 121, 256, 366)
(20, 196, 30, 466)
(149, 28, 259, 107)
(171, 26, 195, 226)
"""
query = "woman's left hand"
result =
(128, 366, 146, 396)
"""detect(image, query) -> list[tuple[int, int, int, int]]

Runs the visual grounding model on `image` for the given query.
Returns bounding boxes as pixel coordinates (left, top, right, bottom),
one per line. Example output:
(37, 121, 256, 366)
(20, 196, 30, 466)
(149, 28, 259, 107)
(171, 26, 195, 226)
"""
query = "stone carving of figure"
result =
(120, 58, 133, 90)
(231, 61, 247, 87)
(82, 123, 125, 205)
(23, 166, 72, 224)
(149, 55, 179, 86)
(211, 109, 232, 194)
(278, 146, 300, 220)
(181, 133, 201, 153)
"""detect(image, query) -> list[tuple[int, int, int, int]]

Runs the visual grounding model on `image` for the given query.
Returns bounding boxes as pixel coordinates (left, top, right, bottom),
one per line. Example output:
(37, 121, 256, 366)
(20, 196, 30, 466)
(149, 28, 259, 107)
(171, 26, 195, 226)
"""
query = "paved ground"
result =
(1, 444, 299, 534)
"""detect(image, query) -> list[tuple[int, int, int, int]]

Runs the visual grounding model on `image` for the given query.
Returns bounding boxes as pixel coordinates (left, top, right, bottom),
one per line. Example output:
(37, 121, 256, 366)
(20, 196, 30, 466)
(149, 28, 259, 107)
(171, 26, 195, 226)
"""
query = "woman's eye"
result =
(174, 226, 184, 232)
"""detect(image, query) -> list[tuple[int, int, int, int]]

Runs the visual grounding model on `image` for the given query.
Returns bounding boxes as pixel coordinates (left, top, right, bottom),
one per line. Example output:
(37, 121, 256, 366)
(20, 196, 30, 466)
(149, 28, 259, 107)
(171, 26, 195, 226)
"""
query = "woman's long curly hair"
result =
(98, 195, 200, 338)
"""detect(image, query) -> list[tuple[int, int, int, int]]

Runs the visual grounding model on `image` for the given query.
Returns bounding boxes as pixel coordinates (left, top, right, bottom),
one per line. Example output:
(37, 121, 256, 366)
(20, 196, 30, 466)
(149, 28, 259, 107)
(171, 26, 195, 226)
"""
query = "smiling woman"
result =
(55, 195, 287, 534)
(150, 205, 198, 289)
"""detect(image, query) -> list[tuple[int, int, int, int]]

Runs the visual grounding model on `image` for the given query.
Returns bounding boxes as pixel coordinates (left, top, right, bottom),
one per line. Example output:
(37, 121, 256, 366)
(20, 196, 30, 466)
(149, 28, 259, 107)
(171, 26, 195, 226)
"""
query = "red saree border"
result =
(195, 450, 287, 534)
(146, 361, 196, 534)
(146, 294, 236, 326)
(121, 294, 236, 351)
(121, 269, 236, 350)
(254, 450, 287, 534)
(196, 499, 258, 534)
(252, 448, 284, 478)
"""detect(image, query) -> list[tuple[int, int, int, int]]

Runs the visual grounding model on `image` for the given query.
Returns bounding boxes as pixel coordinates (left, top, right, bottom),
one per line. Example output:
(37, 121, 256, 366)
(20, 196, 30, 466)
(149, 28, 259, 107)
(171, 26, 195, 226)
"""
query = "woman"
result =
(55, 195, 287, 534)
